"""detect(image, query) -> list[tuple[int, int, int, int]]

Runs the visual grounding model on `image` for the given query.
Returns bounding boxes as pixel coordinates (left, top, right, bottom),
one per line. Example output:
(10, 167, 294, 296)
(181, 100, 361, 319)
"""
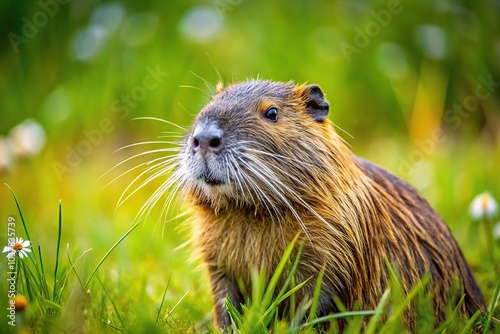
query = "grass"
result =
(1, 185, 499, 333)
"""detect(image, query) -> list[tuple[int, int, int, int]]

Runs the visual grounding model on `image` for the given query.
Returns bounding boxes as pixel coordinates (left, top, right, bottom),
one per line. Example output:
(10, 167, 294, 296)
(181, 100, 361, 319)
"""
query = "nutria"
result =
(174, 80, 485, 330)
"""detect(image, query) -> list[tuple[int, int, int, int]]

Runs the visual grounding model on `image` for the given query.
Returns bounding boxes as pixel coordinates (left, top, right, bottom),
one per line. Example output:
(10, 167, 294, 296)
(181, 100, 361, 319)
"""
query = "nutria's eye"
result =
(264, 107, 278, 122)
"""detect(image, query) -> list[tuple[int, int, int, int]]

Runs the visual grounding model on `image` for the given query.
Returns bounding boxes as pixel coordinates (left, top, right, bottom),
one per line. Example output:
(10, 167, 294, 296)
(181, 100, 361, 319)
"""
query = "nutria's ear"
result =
(216, 82, 224, 94)
(298, 84, 329, 121)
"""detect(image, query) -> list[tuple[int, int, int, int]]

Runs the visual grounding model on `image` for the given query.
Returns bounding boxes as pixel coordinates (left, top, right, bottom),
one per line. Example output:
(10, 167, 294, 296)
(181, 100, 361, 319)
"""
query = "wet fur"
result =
(176, 80, 485, 329)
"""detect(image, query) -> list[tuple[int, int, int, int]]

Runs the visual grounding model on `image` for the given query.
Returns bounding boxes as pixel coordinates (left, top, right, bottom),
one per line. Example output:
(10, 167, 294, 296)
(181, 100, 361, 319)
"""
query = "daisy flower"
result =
(469, 192, 498, 221)
(2, 237, 32, 258)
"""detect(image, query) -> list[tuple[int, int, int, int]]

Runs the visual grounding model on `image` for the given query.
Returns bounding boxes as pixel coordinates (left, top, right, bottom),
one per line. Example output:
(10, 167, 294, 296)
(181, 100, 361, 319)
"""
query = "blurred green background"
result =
(0, 0, 499, 331)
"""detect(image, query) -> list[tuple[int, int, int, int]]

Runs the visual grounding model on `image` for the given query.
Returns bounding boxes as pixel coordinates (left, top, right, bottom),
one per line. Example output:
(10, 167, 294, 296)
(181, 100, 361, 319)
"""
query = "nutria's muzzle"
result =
(190, 120, 224, 158)
(189, 119, 227, 186)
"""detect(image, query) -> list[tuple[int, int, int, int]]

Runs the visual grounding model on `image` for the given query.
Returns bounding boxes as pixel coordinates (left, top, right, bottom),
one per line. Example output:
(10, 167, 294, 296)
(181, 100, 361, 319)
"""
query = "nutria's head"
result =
(177, 80, 350, 213)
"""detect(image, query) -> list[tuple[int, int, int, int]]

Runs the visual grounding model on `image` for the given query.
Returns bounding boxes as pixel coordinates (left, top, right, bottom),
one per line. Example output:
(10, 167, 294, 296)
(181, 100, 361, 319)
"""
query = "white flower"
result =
(2, 237, 32, 258)
(9, 119, 46, 158)
(469, 192, 498, 220)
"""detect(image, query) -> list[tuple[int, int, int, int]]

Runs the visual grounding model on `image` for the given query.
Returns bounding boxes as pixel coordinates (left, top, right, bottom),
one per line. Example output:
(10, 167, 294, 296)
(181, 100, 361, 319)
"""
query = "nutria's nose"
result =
(191, 122, 223, 157)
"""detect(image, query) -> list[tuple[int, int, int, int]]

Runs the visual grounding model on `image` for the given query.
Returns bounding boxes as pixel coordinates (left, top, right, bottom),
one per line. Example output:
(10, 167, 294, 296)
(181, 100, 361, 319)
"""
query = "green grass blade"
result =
(19, 260, 36, 301)
(251, 267, 265, 306)
(226, 296, 245, 328)
(5, 183, 31, 241)
(483, 280, 500, 333)
(96, 275, 125, 328)
(333, 294, 347, 312)
(365, 288, 391, 334)
(265, 243, 304, 325)
(83, 219, 143, 290)
(459, 310, 482, 334)
(165, 289, 190, 320)
(37, 245, 51, 299)
(299, 310, 377, 328)
(387, 276, 429, 324)
(261, 234, 299, 309)
(431, 302, 462, 334)
(53, 200, 63, 301)
(66, 244, 86, 289)
(308, 268, 325, 324)
(289, 271, 296, 322)
(381, 259, 430, 332)
(261, 278, 310, 324)
(21, 259, 40, 294)
(276, 244, 303, 301)
(6, 184, 40, 272)
(42, 298, 63, 310)
(156, 269, 172, 323)
(275, 278, 310, 306)
(60, 246, 93, 295)
(103, 322, 128, 333)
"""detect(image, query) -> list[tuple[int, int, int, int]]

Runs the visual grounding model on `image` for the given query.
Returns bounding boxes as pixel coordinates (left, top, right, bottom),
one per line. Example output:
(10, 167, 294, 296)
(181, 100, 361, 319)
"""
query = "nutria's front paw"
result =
(214, 299, 233, 330)
(209, 269, 243, 331)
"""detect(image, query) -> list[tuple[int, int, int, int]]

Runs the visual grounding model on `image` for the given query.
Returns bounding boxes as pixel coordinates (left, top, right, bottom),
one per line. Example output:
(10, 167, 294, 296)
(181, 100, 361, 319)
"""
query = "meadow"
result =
(0, 0, 499, 333)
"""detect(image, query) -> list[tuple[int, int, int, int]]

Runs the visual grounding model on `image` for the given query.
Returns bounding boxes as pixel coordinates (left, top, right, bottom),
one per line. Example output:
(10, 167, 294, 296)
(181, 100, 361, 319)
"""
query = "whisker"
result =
(152, 209, 190, 239)
(243, 146, 316, 168)
(132, 117, 187, 131)
(159, 173, 183, 217)
(136, 177, 178, 221)
(101, 155, 175, 190)
(99, 148, 179, 181)
(245, 154, 349, 245)
(331, 120, 354, 139)
(232, 149, 283, 220)
(116, 160, 179, 208)
(190, 71, 216, 94)
(179, 85, 207, 95)
(239, 158, 313, 243)
(137, 172, 182, 223)
(232, 154, 276, 218)
(205, 52, 224, 87)
(158, 131, 184, 138)
(114, 141, 181, 152)
(238, 166, 283, 223)
(158, 180, 184, 236)
(114, 147, 179, 155)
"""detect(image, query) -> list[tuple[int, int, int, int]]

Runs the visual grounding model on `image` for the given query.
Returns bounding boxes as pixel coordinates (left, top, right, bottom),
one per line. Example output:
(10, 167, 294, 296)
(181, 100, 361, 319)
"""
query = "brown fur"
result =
(176, 80, 485, 330)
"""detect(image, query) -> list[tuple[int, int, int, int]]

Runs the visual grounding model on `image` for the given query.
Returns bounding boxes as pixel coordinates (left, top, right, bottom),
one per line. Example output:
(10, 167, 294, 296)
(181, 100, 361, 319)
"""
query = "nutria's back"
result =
(175, 80, 485, 329)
